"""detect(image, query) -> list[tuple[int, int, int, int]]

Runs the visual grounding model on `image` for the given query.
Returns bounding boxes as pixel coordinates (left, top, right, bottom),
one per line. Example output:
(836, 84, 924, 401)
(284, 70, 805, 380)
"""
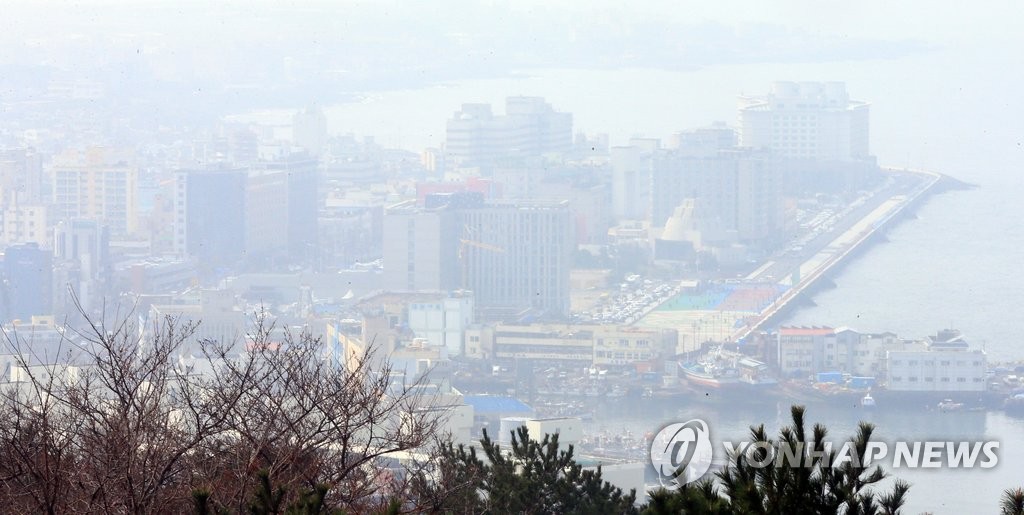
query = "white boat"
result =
(861, 393, 876, 408)
(938, 399, 964, 412)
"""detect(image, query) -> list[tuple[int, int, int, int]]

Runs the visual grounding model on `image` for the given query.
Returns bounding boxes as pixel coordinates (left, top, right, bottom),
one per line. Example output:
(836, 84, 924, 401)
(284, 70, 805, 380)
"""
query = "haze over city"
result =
(1, 1, 1023, 513)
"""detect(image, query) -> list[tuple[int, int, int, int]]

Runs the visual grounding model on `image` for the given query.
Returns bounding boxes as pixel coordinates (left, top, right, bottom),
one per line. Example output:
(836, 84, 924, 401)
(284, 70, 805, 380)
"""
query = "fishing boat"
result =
(679, 347, 777, 394)
(861, 393, 876, 409)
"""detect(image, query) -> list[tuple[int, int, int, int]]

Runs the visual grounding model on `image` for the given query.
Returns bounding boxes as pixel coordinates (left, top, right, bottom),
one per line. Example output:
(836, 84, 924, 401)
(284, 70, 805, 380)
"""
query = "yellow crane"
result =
(458, 224, 506, 258)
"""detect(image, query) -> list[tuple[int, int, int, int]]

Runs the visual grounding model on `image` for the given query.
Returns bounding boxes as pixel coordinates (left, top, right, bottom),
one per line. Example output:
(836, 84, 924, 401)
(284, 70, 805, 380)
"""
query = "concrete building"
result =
(1, 243, 52, 322)
(0, 147, 45, 203)
(459, 199, 572, 319)
(148, 288, 245, 356)
(465, 323, 677, 366)
(610, 139, 658, 222)
(115, 258, 197, 295)
(408, 292, 475, 356)
(776, 326, 834, 376)
(50, 150, 139, 236)
(445, 97, 572, 169)
(255, 154, 318, 262)
(53, 219, 110, 314)
(382, 200, 461, 292)
(173, 167, 247, 269)
(384, 194, 572, 319)
(887, 329, 987, 392)
(651, 148, 783, 249)
(0, 316, 72, 370)
(670, 122, 737, 153)
(476, 324, 594, 363)
(592, 326, 678, 368)
(738, 81, 870, 162)
(0, 194, 48, 247)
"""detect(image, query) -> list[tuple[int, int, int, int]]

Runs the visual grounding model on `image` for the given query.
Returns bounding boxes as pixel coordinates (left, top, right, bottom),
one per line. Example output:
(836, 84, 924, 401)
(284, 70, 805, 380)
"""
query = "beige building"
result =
(0, 195, 48, 247)
(50, 149, 139, 236)
(465, 323, 676, 367)
(592, 326, 677, 368)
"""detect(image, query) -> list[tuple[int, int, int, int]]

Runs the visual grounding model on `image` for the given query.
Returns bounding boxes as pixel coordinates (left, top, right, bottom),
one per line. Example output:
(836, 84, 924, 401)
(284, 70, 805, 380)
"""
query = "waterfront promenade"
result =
(638, 168, 944, 351)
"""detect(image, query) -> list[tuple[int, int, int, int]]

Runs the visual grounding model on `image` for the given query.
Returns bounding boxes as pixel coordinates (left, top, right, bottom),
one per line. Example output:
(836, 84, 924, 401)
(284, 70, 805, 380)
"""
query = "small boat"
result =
(938, 399, 964, 412)
(861, 393, 876, 409)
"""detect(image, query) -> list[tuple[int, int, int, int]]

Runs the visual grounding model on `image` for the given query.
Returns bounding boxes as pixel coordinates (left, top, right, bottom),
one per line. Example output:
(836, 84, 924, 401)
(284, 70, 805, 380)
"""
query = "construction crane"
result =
(458, 224, 506, 259)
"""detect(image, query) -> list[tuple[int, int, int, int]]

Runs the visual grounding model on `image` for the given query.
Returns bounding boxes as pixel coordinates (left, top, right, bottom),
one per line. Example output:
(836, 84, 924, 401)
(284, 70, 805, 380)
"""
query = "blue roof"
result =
(464, 395, 533, 414)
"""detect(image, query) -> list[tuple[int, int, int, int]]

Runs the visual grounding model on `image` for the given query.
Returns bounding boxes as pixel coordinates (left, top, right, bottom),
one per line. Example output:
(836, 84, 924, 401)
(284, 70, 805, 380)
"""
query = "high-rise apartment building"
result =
(50, 150, 139, 236)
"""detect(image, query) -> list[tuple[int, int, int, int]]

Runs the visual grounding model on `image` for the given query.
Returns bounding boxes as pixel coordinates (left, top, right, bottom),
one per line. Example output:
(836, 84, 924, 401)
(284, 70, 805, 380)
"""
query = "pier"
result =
(732, 168, 943, 342)
(636, 167, 951, 351)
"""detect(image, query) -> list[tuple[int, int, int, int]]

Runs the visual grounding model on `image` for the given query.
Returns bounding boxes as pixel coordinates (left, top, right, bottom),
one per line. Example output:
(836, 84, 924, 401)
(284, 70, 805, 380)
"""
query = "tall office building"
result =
(651, 149, 782, 248)
(382, 200, 461, 292)
(50, 149, 139, 236)
(244, 155, 318, 262)
(610, 138, 660, 221)
(445, 97, 572, 169)
(173, 167, 247, 269)
(738, 81, 870, 162)
(2, 243, 52, 322)
(53, 219, 109, 314)
(459, 199, 572, 319)
(383, 194, 572, 319)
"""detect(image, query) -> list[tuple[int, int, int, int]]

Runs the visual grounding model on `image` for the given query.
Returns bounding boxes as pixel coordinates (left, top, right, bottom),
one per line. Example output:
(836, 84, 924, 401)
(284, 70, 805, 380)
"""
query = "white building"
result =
(445, 97, 572, 169)
(408, 292, 474, 356)
(738, 81, 870, 162)
(148, 289, 245, 356)
(0, 194, 48, 247)
(610, 139, 658, 222)
(886, 329, 986, 392)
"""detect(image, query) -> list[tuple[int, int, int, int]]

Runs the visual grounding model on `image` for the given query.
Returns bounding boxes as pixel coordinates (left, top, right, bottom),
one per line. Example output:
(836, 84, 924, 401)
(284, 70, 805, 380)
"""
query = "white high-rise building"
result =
(738, 82, 870, 162)
(445, 97, 572, 168)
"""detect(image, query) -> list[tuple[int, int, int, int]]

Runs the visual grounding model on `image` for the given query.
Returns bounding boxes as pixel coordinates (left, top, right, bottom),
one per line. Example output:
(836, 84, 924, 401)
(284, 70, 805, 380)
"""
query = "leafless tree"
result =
(0, 301, 450, 514)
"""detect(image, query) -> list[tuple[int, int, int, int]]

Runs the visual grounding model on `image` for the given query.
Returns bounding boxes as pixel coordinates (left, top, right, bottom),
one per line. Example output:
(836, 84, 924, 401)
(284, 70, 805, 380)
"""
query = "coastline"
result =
(733, 167, 955, 340)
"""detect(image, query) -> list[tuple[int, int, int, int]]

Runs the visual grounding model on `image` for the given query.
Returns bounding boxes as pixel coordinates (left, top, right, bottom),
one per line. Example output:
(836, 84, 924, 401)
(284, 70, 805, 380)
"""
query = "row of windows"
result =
(891, 376, 983, 383)
(891, 360, 982, 367)
(595, 351, 651, 360)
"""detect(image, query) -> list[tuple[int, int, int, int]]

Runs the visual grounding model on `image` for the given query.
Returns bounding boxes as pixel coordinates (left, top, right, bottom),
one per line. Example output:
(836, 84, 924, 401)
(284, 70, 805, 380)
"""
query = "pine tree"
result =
(416, 426, 637, 514)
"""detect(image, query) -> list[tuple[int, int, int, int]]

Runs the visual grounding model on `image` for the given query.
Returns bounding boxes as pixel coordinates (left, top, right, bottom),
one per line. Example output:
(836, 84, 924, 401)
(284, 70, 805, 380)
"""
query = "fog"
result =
(1, 1, 1023, 512)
